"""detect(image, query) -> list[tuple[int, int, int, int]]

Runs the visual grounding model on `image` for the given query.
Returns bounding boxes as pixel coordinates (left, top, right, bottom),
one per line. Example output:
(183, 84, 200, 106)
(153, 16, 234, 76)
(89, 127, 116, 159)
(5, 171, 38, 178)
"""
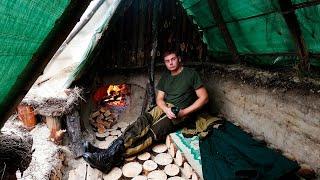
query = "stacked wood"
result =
(154, 153, 173, 168)
(164, 164, 180, 177)
(90, 107, 116, 133)
(147, 170, 167, 180)
(181, 162, 193, 179)
(138, 152, 151, 161)
(122, 162, 142, 178)
(142, 160, 158, 174)
(174, 150, 185, 167)
(152, 144, 168, 154)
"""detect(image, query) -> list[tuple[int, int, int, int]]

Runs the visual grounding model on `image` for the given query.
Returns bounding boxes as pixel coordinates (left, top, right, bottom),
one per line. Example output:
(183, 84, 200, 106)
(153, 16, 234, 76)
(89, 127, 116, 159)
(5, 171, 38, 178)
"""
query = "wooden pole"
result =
(279, 0, 310, 72)
(148, 0, 161, 107)
(207, 0, 239, 62)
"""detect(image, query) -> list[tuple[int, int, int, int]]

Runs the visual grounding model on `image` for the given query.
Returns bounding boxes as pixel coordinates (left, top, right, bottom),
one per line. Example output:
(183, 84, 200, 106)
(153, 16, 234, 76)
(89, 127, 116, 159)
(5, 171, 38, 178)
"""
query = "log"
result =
(122, 162, 142, 178)
(66, 111, 84, 158)
(165, 136, 171, 148)
(167, 177, 185, 180)
(164, 164, 180, 177)
(46, 116, 62, 144)
(103, 167, 122, 180)
(147, 170, 167, 180)
(174, 150, 185, 167)
(152, 144, 167, 154)
(132, 175, 148, 180)
(95, 132, 106, 141)
(142, 160, 158, 172)
(154, 153, 173, 166)
(191, 172, 199, 180)
(125, 156, 137, 162)
(181, 162, 193, 179)
(137, 152, 151, 161)
(168, 143, 176, 158)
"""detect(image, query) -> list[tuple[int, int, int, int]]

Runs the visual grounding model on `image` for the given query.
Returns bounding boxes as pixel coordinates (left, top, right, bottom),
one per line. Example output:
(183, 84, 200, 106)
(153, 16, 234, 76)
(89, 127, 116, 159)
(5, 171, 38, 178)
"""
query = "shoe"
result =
(83, 141, 104, 153)
(82, 138, 125, 173)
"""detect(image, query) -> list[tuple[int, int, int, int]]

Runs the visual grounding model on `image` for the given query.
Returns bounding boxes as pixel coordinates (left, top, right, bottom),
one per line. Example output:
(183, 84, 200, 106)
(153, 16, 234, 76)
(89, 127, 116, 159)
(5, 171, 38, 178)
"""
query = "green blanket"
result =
(200, 120, 300, 180)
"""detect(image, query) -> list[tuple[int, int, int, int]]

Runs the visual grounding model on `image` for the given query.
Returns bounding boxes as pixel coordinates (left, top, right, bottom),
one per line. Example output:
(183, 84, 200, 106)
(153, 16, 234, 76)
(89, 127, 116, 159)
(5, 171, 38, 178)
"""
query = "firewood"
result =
(168, 143, 177, 158)
(110, 130, 122, 136)
(122, 162, 142, 178)
(191, 172, 199, 180)
(103, 167, 122, 180)
(142, 160, 158, 172)
(117, 122, 129, 128)
(137, 152, 151, 161)
(125, 156, 137, 162)
(97, 124, 106, 134)
(90, 111, 100, 119)
(166, 136, 171, 148)
(132, 175, 148, 180)
(181, 162, 193, 179)
(95, 132, 106, 141)
(174, 150, 185, 167)
(164, 164, 180, 177)
(167, 177, 185, 180)
(154, 153, 173, 166)
(147, 170, 167, 180)
(100, 107, 107, 113)
(104, 110, 111, 117)
(152, 144, 167, 153)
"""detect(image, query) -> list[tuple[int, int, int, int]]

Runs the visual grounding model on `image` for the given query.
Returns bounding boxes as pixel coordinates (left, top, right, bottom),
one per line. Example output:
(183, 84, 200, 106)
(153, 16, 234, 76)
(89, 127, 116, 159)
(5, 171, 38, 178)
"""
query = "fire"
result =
(104, 84, 129, 107)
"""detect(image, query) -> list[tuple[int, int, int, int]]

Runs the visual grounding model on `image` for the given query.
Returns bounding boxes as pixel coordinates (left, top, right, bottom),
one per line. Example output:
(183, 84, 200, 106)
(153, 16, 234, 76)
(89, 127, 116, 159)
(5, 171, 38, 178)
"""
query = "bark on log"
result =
(0, 132, 33, 179)
(66, 110, 83, 158)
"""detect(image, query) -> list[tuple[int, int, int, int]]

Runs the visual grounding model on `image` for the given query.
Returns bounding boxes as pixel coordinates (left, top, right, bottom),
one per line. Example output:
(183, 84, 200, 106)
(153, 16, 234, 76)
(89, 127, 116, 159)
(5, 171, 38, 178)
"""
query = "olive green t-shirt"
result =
(156, 67, 203, 109)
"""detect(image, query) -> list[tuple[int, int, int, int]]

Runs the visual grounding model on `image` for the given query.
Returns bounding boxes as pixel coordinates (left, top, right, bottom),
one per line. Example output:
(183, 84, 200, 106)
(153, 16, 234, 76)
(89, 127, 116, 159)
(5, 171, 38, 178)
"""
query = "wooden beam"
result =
(207, 0, 239, 62)
(0, 0, 91, 129)
(279, 0, 310, 71)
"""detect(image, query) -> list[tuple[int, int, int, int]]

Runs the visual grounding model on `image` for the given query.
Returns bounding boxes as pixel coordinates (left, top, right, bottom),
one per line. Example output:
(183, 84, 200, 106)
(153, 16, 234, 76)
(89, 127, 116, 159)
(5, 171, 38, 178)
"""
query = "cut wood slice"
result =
(125, 156, 136, 162)
(103, 167, 122, 180)
(142, 160, 158, 172)
(167, 177, 185, 180)
(122, 162, 142, 178)
(117, 122, 129, 128)
(132, 175, 148, 180)
(137, 152, 151, 161)
(164, 164, 180, 177)
(95, 132, 106, 141)
(154, 153, 173, 166)
(147, 170, 167, 180)
(191, 172, 199, 180)
(174, 150, 185, 167)
(152, 144, 168, 154)
(110, 130, 122, 136)
(90, 111, 101, 119)
(168, 143, 176, 158)
(182, 162, 193, 179)
(166, 136, 171, 148)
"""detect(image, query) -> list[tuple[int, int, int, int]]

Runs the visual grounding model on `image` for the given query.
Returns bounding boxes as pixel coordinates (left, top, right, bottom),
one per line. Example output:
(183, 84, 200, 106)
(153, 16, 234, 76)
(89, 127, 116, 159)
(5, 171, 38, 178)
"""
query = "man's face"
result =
(163, 53, 180, 71)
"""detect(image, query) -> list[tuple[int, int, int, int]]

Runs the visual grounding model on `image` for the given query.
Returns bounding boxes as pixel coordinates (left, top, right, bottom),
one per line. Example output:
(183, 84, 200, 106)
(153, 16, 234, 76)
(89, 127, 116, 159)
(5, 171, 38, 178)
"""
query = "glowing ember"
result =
(104, 84, 129, 108)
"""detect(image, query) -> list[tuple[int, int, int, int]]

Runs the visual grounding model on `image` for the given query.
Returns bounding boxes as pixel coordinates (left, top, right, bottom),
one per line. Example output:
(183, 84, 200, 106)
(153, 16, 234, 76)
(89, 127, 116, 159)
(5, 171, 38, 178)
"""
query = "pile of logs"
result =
(89, 107, 116, 134)
(103, 136, 200, 180)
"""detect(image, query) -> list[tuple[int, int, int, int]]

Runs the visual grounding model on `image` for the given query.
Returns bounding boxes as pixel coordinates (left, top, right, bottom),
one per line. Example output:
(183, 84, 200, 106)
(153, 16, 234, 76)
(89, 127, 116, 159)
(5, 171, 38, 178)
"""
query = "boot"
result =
(83, 141, 104, 153)
(83, 138, 125, 173)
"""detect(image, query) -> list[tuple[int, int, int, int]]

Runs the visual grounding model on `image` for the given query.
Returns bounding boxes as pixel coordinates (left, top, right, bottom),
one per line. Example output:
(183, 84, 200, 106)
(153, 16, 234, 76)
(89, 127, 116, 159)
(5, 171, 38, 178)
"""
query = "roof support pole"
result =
(279, 0, 310, 72)
(207, 0, 239, 62)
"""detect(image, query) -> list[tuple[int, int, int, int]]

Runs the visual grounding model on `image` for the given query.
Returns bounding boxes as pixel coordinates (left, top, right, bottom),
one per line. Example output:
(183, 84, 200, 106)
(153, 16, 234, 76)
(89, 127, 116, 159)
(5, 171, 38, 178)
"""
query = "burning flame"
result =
(104, 84, 129, 107)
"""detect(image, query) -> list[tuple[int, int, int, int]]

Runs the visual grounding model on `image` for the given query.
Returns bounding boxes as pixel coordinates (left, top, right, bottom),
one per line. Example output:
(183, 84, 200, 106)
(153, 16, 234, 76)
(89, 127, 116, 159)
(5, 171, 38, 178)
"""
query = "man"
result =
(83, 50, 208, 173)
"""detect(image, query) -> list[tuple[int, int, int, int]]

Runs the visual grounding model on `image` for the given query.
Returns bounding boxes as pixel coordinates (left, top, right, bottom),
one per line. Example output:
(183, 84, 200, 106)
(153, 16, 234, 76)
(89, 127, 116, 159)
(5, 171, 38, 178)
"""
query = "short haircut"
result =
(163, 49, 179, 59)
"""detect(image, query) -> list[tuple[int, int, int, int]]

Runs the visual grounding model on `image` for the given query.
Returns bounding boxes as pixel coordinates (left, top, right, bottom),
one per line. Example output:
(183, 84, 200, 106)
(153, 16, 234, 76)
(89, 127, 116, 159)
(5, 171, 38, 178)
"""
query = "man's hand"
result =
(164, 107, 176, 119)
(177, 108, 187, 118)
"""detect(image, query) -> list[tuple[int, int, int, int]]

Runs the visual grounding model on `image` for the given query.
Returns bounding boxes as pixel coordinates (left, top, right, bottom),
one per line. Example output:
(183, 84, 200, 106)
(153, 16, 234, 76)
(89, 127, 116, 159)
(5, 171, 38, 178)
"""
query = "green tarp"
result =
(200, 120, 300, 179)
(179, 0, 320, 67)
(0, 1, 70, 117)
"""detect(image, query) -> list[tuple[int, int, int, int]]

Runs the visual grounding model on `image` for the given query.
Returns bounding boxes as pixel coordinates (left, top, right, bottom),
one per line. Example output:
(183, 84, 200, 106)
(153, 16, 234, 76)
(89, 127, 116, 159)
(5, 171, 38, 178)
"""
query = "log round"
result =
(125, 156, 136, 162)
(182, 162, 193, 179)
(168, 143, 176, 158)
(147, 170, 167, 180)
(191, 172, 199, 180)
(110, 130, 122, 136)
(143, 160, 158, 172)
(103, 167, 122, 180)
(137, 152, 151, 161)
(152, 144, 168, 153)
(164, 164, 180, 177)
(122, 162, 142, 178)
(167, 177, 185, 180)
(165, 136, 171, 148)
(154, 153, 173, 166)
(132, 175, 148, 180)
(174, 150, 184, 167)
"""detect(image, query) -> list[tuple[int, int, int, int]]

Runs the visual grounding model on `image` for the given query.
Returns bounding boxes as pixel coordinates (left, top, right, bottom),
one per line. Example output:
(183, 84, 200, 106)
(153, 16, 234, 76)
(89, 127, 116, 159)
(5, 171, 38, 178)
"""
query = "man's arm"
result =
(156, 90, 176, 119)
(178, 86, 208, 118)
